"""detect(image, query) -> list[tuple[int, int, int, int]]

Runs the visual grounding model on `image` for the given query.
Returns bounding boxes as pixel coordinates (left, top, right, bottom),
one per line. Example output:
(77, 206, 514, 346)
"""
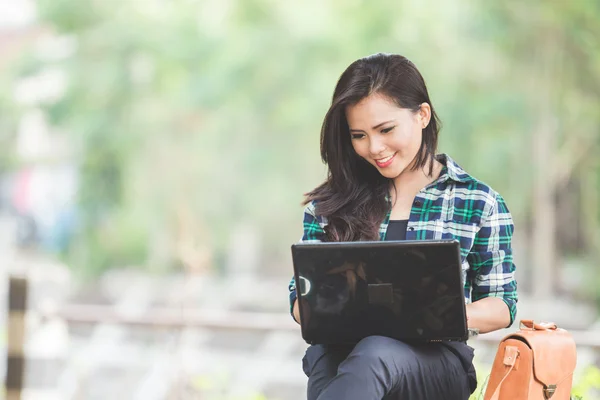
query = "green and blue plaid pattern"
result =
(289, 154, 518, 325)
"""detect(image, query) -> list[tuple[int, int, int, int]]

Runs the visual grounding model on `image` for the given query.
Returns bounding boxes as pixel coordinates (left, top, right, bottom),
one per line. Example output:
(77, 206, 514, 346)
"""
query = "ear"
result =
(418, 103, 431, 129)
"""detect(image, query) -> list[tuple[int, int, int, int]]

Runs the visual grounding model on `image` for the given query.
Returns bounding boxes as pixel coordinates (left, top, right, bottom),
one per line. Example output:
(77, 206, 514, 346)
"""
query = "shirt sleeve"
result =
(466, 193, 518, 326)
(289, 202, 327, 319)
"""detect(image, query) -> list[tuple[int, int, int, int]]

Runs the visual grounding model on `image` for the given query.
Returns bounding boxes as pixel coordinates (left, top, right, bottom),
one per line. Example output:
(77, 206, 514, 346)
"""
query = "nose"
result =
(369, 136, 386, 156)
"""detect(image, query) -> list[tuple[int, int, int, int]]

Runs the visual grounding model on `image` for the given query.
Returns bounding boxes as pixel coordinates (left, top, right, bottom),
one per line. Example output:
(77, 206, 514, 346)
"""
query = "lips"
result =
(375, 153, 396, 168)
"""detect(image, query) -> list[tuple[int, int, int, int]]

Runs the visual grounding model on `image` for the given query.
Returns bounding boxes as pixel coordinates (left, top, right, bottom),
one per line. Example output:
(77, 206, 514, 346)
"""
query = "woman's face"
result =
(346, 93, 430, 180)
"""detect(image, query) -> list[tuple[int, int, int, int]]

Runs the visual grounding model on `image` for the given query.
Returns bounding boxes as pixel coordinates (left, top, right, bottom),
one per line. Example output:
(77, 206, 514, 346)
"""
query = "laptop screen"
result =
(292, 240, 468, 344)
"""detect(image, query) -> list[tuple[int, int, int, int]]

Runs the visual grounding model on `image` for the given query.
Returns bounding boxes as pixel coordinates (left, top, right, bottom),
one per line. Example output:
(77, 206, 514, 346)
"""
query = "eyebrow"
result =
(349, 119, 395, 133)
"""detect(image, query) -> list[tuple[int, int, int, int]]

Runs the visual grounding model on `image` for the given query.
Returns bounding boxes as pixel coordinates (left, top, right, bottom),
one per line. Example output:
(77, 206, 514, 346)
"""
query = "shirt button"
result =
(414, 200, 422, 206)
(409, 227, 415, 231)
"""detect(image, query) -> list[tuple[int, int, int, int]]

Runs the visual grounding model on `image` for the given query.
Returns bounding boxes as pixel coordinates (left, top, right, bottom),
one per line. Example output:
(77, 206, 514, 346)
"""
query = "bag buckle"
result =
(543, 384, 556, 399)
(503, 346, 519, 367)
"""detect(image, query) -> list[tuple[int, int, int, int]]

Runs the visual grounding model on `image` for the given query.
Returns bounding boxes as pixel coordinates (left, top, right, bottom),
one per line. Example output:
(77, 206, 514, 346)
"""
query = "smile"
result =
(375, 153, 396, 168)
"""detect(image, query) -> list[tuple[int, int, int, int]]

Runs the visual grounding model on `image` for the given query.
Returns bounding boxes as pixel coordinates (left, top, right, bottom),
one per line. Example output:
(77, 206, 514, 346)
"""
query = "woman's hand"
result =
(293, 299, 300, 324)
(293, 299, 302, 324)
(466, 297, 511, 334)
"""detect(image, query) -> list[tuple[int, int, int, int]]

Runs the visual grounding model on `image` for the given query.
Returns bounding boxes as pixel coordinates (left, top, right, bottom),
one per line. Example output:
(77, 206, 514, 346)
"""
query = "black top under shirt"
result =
(385, 220, 408, 241)
(383, 219, 477, 391)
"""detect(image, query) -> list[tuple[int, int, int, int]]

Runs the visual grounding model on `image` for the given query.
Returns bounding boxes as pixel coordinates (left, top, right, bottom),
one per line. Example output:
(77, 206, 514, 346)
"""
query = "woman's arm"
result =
(466, 193, 518, 334)
(466, 297, 510, 334)
(290, 202, 327, 325)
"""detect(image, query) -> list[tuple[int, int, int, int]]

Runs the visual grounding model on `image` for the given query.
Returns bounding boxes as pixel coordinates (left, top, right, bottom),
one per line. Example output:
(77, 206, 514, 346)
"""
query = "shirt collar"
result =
(436, 153, 473, 183)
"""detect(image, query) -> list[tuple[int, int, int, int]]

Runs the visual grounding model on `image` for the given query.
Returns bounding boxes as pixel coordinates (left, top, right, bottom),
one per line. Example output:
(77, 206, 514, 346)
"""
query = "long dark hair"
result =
(305, 53, 440, 241)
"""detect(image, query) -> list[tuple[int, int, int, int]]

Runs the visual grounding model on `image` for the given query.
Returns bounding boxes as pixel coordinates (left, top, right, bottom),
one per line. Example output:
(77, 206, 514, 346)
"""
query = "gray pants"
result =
(302, 336, 476, 400)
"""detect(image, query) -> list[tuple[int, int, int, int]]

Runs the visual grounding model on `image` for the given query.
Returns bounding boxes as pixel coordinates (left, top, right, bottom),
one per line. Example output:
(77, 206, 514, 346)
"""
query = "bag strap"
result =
(488, 345, 519, 400)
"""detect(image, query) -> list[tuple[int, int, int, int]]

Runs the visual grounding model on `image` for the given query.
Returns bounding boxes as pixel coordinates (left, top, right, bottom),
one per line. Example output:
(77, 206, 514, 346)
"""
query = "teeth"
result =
(378, 154, 394, 163)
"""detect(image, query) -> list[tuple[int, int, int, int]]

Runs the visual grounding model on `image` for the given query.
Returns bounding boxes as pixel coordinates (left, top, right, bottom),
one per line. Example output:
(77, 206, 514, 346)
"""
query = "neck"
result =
(392, 157, 442, 194)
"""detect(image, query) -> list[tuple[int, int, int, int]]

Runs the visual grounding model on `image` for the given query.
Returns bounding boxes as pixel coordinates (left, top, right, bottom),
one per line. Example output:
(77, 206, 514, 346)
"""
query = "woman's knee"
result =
(303, 344, 350, 377)
(350, 335, 413, 366)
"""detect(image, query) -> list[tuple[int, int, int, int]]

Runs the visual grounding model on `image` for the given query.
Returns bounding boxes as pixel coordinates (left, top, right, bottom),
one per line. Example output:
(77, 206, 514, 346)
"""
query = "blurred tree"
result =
(475, 0, 600, 300)
(1, 0, 599, 303)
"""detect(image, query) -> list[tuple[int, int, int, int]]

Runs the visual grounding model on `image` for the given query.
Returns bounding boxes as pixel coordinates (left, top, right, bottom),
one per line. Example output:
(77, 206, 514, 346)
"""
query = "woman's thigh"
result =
(302, 337, 474, 400)
(340, 336, 473, 400)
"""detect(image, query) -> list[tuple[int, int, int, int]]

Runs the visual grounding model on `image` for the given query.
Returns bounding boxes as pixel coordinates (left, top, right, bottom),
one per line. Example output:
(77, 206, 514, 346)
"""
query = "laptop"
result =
(291, 239, 468, 345)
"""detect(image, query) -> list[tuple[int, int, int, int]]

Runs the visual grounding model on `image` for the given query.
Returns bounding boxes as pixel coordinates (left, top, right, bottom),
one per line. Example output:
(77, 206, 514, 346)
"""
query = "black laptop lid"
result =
(291, 240, 468, 345)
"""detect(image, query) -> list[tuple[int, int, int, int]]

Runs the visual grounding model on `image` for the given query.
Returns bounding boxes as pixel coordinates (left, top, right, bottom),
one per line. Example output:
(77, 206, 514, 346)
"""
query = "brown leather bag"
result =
(483, 319, 577, 400)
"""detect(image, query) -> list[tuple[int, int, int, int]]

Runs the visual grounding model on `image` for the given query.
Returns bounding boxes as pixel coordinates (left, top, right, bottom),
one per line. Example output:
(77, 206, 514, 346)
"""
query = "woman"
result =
(288, 53, 518, 400)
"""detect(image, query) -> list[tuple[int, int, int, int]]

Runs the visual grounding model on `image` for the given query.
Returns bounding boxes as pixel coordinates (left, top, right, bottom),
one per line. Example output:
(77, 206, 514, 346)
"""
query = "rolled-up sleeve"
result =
(467, 193, 518, 326)
(289, 202, 327, 318)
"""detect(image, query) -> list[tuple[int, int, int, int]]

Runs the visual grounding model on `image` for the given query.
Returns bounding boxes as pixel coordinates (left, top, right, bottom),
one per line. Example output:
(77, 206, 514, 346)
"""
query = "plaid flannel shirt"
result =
(289, 154, 518, 326)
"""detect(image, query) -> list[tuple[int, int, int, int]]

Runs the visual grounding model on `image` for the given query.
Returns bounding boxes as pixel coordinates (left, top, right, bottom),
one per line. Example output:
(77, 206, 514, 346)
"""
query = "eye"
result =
(381, 126, 395, 134)
(351, 133, 366, 140)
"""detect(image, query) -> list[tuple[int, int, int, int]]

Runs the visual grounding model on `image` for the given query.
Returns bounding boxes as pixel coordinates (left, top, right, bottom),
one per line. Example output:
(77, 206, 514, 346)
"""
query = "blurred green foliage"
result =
(572, 364, 600, 399)
(0, 0, 599, 291)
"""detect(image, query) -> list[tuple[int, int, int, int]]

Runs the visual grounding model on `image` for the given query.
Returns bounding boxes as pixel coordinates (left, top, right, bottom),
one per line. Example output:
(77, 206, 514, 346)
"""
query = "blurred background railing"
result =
(1, 0, 600, 399)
